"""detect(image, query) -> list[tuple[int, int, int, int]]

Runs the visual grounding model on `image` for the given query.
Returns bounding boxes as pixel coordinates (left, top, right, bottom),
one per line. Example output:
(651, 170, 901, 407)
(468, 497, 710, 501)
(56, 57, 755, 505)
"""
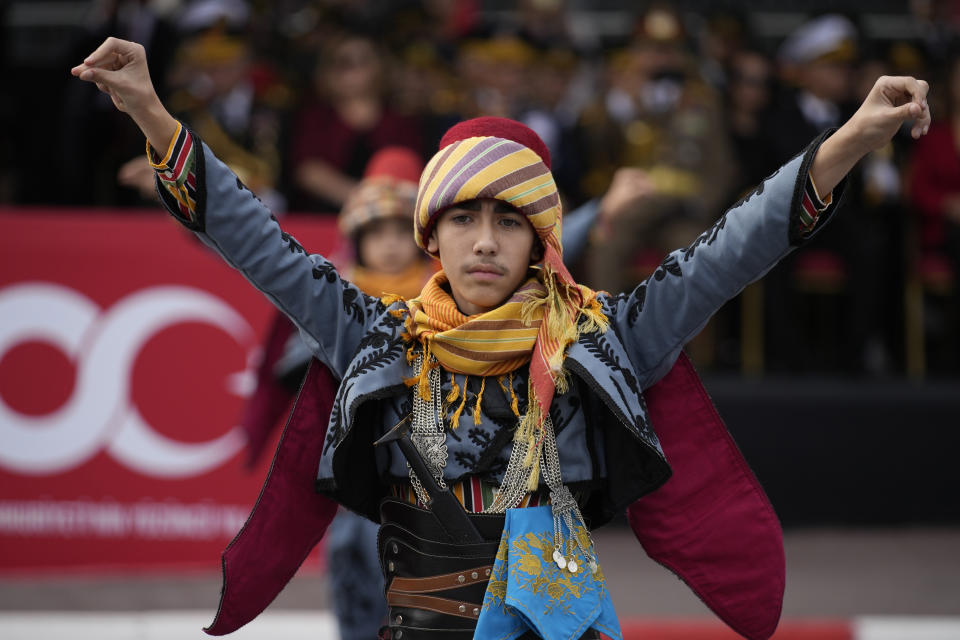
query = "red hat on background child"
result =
(338, 146, 423, 239)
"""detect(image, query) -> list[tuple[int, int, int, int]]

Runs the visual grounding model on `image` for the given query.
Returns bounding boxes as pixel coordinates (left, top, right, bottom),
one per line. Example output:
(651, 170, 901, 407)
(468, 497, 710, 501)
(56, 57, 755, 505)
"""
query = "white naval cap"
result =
(778, 14, 858, 65)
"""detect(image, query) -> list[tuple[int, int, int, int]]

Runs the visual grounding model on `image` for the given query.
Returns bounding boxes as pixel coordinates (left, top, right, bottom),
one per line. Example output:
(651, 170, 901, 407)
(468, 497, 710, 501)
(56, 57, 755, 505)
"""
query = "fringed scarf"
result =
(389, 266, 607, 492)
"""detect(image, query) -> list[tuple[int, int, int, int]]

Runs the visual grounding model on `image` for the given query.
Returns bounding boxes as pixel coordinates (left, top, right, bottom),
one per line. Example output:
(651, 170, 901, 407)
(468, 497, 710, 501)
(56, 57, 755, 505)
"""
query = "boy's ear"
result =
(426, 229, 439, 254)
(530, 240, 544, 263)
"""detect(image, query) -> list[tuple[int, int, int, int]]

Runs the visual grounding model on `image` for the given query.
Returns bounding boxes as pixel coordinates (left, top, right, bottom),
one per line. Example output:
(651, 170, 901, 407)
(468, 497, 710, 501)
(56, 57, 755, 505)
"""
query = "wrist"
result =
(834, 118, 874, 160)
(809, 125, 865, 196)
(134, 98, 178, 154)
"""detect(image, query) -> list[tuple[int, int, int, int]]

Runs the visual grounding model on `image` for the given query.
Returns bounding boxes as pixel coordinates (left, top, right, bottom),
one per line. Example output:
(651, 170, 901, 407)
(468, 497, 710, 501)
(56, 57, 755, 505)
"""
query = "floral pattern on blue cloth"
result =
(475, 505, 622, 640)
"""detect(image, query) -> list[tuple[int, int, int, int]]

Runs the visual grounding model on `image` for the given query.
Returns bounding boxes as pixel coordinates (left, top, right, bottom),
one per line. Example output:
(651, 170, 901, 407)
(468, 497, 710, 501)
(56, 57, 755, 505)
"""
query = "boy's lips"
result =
(466, 263, 505, 280)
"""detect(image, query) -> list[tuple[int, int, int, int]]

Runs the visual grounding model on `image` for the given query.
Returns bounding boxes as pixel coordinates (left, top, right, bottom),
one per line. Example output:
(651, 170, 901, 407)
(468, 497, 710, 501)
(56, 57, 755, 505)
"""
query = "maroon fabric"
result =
(205, 362, 340, 636)
(289, 102, 423, 171)
(438, 116, 552, 169)
(908, 121, 960, 251)
(629, 352, 785, 640)
(239, 312, 299, 468)
(288, 101, 423, 211)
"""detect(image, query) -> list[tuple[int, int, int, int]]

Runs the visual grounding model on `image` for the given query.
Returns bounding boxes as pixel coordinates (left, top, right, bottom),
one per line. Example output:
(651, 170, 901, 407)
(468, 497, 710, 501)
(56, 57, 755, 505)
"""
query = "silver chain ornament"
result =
(540, 409, 598, 575)
(408, 354, 447, 505)
(408, 353, 599, 575)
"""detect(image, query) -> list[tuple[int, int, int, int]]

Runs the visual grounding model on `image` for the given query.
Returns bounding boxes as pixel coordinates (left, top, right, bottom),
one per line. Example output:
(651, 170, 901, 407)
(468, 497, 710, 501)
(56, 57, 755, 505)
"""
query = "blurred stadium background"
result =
(1, 0, 959, 638)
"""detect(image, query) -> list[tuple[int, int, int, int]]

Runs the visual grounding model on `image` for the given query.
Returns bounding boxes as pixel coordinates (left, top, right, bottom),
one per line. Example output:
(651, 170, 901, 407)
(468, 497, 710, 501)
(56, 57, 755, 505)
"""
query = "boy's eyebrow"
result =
(493, 201, 520, 213)
(455, 199, 483, 211)
(452, 199, 520, 213)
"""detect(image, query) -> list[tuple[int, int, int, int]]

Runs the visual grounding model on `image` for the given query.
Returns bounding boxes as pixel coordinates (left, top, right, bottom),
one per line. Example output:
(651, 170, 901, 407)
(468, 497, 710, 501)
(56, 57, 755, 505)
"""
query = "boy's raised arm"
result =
(72, 38, 381, 378)
(605, 74, 931, 387)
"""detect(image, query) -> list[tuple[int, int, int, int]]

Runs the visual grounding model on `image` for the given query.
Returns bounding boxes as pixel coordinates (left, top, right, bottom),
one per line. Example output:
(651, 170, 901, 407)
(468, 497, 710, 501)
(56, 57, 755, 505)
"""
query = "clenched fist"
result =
(71, 37, 178, 152)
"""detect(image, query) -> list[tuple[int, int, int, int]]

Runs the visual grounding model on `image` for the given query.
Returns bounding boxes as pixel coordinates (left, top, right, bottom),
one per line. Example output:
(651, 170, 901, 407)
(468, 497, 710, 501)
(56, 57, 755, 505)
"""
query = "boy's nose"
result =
(472, 222, 498, 254)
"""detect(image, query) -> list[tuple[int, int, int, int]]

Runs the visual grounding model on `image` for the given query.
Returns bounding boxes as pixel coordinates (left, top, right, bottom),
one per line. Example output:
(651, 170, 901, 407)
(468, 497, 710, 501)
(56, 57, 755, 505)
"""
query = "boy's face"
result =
(427, 198, 541, 315)
(357, 217, 421, 275)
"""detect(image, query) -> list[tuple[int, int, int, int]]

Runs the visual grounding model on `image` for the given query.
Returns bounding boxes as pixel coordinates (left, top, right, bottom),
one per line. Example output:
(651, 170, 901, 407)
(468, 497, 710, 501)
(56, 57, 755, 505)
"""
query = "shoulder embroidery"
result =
(325, 331, 406, 453)
(579, 331, 639, 397)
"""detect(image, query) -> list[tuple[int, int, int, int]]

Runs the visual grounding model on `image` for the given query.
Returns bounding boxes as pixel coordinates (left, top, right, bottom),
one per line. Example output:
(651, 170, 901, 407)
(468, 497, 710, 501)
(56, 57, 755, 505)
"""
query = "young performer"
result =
(73, 37, 930, 640)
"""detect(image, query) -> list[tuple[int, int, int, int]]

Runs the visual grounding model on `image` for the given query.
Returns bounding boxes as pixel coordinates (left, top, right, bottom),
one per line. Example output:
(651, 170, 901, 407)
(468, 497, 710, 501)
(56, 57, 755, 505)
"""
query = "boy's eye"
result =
(451, 214, 473, 224)
(499, 216, 523, 228)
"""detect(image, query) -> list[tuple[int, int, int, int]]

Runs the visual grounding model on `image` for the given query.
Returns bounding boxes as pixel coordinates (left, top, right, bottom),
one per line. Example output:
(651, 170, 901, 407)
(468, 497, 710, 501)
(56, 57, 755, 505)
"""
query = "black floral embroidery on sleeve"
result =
(627, 284, 647, 328)
(683, 213, 727, 262)
(279, 229, 307, 255)
(312, 263, 337, 282)
(727, 172, 771, 213)
(237, 176, 265, 204)
(653, 254, 682, 281)
(341, 285, 365, 324)
(266, 210, 304, 253)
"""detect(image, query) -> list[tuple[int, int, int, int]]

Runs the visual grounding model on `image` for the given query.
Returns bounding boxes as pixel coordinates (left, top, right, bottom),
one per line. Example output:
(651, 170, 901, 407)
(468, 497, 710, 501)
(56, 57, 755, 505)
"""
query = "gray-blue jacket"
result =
(160, 129, 841, 527)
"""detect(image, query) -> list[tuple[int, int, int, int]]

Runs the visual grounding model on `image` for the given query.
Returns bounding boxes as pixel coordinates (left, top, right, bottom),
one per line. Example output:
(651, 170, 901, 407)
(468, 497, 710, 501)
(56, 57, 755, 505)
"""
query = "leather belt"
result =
(386, 591, 482, 620)
(388, 564, 493, 593)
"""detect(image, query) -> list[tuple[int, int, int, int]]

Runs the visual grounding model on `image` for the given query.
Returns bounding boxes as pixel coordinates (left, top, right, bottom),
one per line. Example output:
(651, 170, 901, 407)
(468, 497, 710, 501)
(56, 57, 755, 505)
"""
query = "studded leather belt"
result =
(376, 496, 602, 640)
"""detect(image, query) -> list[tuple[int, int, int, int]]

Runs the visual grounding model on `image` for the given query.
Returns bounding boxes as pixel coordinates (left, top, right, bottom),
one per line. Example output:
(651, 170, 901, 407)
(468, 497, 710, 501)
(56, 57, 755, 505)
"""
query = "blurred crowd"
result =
(4, 0, 960, 377)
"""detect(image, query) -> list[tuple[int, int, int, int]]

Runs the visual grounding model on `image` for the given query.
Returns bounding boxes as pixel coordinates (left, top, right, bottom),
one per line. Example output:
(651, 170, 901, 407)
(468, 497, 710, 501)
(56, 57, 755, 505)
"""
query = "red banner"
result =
(0, 208, 343, 573)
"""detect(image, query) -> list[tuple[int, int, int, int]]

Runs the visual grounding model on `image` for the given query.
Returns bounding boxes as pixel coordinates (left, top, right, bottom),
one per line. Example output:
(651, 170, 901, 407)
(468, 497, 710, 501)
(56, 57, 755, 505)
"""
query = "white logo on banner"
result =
(0, 283, 255, 477)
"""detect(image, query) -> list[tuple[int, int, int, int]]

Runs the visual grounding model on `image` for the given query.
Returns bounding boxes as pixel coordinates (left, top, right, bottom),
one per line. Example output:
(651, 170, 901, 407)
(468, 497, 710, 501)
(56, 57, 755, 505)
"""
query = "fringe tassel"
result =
(401, 343, 436, 402)
(578, 296, 610, 335)
(527, 455, 541, 492)
(522, 267, 611, 395)
(450, 375, 468, 429)
(380, 293, 406, 307)
(517, 383, 543, 469)
(446, 372, 460, 405)
(382, 294, 409, 320)
(496, 375, 510, 399)
(473, 377, 486, 426)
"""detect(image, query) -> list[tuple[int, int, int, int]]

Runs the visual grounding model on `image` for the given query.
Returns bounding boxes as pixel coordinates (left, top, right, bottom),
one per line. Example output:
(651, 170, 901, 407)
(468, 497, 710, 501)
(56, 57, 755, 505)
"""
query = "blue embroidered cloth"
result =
(475, 505, 622, 640)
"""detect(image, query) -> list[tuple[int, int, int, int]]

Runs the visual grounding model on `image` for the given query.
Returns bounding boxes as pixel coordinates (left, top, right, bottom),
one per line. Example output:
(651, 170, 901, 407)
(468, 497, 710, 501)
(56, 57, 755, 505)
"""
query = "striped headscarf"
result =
(401, 117, 607, 448)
